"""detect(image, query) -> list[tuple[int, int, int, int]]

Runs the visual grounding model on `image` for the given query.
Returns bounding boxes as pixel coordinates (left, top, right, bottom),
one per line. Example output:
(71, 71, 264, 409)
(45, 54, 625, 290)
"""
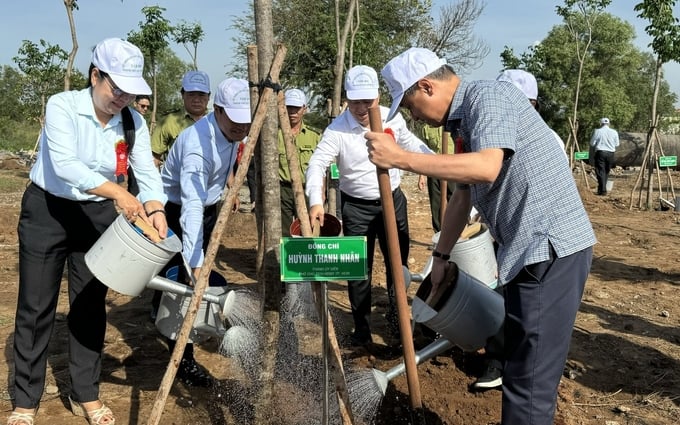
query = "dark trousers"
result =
(152, 201, 218, 358)
(246, 160, 257, 203)
(594, 150, 614, 194)
(501, 245, 593, 425)
(280, 183, 309, 237)
(340, 188, 409, 333)
(14, 183, 117, 408)
(426, 176, 453, 232)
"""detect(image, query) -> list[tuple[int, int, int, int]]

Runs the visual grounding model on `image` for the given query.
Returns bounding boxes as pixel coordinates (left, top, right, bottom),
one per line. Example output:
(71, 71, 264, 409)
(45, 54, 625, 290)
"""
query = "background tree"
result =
(63, 0, 79, 91)
(13, 39, 68, 127)
(414, 0, 489, 73)
(500, 13, 677, 143)
(231, 0, 432, 114)
(172, 20, 205, 70)
(127, 5, 173, 131)
(634, 0, 680, 208)
(555, 0, 612, 162)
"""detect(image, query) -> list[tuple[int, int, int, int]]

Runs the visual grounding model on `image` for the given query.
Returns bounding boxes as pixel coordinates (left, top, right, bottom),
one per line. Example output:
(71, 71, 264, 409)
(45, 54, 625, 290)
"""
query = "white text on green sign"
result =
(280, 236, 367, 282)
(659, 156, 677, 167)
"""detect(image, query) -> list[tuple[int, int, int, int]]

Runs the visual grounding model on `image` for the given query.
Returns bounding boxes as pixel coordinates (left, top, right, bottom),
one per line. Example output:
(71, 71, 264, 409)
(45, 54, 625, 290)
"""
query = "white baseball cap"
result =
(92, 38, 151, 95)
(214, 78, 251, 124)
(600, 117, 610, 125)
(381, 47, 447, 121)
(285, 88, 307, 107)
(182, 70, 210, 93)
(496, 69, 538, 100)
(345, 65, 379, 100)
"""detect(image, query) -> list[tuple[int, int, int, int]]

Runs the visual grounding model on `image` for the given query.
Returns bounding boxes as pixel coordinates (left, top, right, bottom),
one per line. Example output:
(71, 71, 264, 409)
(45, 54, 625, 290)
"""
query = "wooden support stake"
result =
(145, 44, 288, 425)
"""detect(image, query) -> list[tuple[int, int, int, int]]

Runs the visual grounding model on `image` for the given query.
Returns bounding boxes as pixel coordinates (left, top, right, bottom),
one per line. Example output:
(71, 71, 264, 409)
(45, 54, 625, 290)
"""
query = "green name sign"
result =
(330, 163, 340, 179)
(280, 236, 367, 282)
(574, 151, 589, 160)
(659, 156, 677, 167)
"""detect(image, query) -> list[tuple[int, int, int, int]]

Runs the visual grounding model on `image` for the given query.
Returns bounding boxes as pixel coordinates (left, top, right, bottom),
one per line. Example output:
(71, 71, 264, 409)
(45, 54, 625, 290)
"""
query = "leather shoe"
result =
(177, 358, 213, 387)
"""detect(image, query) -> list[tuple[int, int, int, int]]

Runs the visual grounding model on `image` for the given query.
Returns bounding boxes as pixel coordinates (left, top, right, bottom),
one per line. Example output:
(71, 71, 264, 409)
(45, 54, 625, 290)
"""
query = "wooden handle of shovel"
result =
(132, 217, 162, 243)
(368, 106, 423, 412)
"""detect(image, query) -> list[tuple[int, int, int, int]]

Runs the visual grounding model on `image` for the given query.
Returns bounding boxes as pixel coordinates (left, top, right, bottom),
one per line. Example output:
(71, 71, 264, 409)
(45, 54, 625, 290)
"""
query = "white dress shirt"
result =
(305, 105, 432, 207)
(161, 112, 239, 268)
(30, 88, 165, 204)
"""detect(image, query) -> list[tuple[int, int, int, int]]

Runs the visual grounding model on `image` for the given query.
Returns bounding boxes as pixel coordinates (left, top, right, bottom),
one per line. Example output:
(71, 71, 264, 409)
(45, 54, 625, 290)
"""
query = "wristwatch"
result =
(432, 250, 450, 261)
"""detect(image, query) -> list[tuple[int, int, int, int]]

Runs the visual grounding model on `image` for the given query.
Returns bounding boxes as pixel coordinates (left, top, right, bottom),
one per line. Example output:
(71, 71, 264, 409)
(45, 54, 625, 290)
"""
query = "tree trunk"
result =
(253, 1, 284, 423)
(63, 0, 78, 91)
(331, 0, 359, 118)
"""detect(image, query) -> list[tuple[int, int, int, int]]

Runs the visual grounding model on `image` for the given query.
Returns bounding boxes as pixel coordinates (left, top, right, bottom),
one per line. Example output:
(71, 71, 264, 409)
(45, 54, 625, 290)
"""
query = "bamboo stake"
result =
(145, 44, 288, 425)
(367, 107, 424, 418)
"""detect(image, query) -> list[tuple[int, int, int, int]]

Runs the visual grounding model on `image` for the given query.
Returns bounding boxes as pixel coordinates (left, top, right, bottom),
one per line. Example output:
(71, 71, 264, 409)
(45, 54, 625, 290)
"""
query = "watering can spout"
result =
(147, 275, 235, 316)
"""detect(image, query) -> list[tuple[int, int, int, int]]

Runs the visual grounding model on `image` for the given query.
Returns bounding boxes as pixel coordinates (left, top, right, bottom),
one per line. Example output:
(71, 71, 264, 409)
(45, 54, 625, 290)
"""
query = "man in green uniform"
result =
(151, 70, 211, 168)
(418, 124, 454, 232)
(279, 88, 321, 236)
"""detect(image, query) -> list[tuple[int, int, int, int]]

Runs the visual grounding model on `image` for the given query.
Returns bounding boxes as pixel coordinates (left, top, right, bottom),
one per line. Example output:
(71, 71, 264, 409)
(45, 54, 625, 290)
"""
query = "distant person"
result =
(8, 37, 166, 425)
(366, 47, 596, 425)
(418, 124, 453, 232)
(157, 77, 251, 387)
(279, 88, 321, 236)
(590, 117, 619, 195)
(305, 65, 432, 347)
(133, 94, 151, 116)
(151, 70, 211, 169)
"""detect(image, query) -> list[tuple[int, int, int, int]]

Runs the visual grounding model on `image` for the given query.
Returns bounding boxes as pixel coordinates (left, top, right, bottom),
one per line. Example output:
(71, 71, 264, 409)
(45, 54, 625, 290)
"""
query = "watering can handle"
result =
(425, 262, 458, 308)
(132, 217, 162, 243)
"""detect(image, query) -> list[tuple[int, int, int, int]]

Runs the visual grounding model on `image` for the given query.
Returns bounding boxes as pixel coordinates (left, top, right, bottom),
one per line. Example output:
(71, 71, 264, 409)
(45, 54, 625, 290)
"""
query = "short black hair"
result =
(135, 95, 151, 102)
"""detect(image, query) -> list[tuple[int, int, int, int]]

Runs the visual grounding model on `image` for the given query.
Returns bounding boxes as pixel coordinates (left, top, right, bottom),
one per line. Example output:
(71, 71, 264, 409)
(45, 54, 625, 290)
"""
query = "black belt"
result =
(341, 187, 400, 206)
(280, 180, 292, 187)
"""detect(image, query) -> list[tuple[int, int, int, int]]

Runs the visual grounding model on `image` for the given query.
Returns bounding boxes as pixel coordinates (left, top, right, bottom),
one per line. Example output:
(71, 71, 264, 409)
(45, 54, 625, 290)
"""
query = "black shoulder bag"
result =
(120, 106, 139, 195)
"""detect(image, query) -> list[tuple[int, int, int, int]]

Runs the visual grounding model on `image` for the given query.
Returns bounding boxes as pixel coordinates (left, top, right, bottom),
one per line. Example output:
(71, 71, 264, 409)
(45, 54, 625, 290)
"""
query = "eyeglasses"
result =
(137, 104, 150, 110)
(100, 72, 133, 99)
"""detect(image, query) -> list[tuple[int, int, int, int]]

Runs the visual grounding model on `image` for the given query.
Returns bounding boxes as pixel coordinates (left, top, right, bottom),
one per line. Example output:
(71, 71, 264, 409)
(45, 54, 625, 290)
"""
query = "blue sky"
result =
(1, 1, 678, 105)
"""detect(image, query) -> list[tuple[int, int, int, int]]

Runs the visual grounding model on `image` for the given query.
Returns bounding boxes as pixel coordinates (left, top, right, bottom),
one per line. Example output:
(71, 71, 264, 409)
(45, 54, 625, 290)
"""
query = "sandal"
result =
(7, 407, 37, 425)
(69, 397, 115, 425)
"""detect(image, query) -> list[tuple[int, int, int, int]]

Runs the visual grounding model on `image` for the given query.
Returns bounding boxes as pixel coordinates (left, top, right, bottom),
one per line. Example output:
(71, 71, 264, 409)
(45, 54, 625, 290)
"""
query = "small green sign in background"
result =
(280, 236, 367, 281)
(659, 156, 677, 167)
(330, 163, 340, 179)
(574, 151, 589, 160)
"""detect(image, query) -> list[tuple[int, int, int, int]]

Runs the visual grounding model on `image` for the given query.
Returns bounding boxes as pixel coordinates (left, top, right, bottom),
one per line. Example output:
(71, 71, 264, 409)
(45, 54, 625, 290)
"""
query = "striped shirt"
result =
(446, 80, 596, 284)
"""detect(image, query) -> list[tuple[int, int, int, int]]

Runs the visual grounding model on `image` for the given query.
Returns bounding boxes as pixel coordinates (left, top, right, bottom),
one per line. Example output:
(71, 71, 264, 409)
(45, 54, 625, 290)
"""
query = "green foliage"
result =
(230, 0, 431, 111)
(153, 48, 192, 115)
(501, 12, 677, 142)
(634, 0, 680, 63)
(172, 21, 205, 69)
(13, 39, 68, 121)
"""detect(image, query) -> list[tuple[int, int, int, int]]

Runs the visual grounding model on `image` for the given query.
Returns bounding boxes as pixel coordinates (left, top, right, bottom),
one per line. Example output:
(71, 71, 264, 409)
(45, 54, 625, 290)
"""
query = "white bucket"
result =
(85, 213, 182, 296)
(412, 269, 505, 352)
(606, 180, 614, 192)
(155, 286, 229, 344)
(432, 224, 498, 289)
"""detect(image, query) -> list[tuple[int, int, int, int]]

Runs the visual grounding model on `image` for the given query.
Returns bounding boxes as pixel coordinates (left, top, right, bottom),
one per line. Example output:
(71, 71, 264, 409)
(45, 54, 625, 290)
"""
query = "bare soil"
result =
(0, 161, 679, 425)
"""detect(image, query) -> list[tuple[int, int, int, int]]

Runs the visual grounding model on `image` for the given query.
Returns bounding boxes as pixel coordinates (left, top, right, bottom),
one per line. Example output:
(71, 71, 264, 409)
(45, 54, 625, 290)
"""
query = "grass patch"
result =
(0, 170, 29, 192)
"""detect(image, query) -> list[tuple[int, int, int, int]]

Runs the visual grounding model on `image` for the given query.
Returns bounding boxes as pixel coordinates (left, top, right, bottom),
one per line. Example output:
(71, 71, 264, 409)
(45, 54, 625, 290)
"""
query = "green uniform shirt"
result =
(421, 124, 454, 154)
(151, 111, 200, 159)
(278, 123, 321, 184)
